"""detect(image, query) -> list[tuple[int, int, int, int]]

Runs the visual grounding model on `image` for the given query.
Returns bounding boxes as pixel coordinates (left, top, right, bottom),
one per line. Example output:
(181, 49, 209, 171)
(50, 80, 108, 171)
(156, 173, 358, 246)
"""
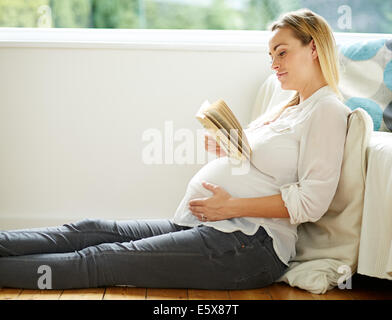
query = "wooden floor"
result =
(1, 274, 391, 300)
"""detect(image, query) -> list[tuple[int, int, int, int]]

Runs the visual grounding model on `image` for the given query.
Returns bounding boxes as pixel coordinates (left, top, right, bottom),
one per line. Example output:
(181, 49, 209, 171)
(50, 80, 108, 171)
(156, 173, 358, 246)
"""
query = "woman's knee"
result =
(67, 218, 114, 232)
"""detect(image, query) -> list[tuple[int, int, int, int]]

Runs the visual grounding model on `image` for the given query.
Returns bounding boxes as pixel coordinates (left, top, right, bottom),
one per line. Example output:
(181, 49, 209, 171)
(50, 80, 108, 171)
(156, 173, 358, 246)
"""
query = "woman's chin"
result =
(279, 81, 293, 91)
(279, 81, 288, 90)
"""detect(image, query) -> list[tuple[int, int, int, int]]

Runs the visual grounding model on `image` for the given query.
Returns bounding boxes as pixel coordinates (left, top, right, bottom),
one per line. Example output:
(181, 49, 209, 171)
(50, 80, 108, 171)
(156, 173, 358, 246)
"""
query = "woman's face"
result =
(268, 27, 318, 91)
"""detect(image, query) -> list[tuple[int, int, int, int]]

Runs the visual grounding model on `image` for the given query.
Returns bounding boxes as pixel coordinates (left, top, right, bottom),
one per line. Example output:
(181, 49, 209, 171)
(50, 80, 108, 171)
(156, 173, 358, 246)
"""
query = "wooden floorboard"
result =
(268, 283, 315, 300)
(59, 288, 105, 300)
(310, 287, 354, 300)
(103, 287, 146, 300)
(17, 289, 63, 300)
(1, 274, 391, 300)
(146, 288, 188, 300)
(188, 289, 230, 300)
(228, 288, 272, 300)
(0, 288, 22, 300)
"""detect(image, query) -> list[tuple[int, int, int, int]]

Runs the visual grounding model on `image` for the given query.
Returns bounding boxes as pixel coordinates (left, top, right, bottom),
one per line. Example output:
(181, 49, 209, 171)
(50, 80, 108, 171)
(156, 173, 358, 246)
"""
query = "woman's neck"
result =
(298, 75, 328, 104)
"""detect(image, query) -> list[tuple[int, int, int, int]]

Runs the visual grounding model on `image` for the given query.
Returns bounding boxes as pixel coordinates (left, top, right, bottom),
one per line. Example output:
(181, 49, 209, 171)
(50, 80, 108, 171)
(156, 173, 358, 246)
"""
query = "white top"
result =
(172, 85, 351, 266)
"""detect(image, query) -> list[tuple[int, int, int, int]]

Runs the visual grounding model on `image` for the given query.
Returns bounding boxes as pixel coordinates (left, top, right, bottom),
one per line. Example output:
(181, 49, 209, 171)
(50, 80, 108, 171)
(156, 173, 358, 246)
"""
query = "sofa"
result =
(248, 38, 392, 293)
(339, 39, 392, 282)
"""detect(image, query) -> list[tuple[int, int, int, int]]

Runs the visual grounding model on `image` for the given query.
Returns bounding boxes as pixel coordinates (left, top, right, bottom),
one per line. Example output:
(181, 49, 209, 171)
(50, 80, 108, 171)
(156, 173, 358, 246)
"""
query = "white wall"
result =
(0, 29, 272, 229)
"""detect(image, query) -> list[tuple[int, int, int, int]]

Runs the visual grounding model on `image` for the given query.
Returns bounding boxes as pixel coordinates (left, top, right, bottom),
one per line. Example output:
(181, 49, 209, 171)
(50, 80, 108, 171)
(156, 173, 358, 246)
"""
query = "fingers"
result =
(218, 147, 227, 157)
(204, 135, 210, 152)
(189, 206, 207, 222)
(204, 134, 225, 156)
(204, 134, 216, 147)
(189, 203, 208, 221)
(189, 205, 203, 214)
(202, 181, 216, 190)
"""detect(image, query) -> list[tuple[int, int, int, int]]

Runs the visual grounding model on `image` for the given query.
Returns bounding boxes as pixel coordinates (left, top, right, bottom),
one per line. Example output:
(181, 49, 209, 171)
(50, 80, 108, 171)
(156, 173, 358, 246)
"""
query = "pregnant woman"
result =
(0, 9, 351, 290)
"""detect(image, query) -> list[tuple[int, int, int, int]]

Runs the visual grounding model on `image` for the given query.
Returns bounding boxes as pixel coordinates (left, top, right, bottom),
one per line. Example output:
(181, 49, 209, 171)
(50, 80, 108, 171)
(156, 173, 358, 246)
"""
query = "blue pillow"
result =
(337, 38, 392, 132)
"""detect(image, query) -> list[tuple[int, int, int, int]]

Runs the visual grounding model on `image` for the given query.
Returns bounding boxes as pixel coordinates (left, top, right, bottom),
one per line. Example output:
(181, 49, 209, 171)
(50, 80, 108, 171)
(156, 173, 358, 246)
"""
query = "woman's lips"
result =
(277, 72, 288, 79)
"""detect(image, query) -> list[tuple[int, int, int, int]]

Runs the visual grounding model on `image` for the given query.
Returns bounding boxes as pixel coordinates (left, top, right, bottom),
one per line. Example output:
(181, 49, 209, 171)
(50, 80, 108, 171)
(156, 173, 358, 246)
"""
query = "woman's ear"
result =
(310, 39, 318, 60)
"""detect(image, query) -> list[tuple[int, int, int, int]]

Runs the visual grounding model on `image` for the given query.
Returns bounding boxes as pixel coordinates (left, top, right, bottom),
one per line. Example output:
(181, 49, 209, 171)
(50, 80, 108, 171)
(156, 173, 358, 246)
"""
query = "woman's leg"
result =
(0, 225, 287, 290)
(0, 218, 189, 257)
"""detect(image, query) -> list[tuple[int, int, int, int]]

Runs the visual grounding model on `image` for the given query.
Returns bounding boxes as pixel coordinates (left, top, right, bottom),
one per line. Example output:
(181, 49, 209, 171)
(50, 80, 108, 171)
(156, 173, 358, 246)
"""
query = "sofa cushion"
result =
(277, 107, 373, 294)
(337, 38, 392, 132)
(357, 131, 392, 280)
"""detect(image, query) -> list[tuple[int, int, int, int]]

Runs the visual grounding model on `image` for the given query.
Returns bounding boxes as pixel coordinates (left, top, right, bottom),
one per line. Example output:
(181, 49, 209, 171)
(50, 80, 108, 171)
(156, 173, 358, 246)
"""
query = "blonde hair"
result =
(266, 9, 341, 122)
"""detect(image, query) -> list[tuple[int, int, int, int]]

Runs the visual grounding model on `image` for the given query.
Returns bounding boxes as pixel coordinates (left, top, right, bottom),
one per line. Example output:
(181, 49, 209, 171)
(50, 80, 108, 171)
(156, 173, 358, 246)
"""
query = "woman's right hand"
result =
(204, 131, 227, 157)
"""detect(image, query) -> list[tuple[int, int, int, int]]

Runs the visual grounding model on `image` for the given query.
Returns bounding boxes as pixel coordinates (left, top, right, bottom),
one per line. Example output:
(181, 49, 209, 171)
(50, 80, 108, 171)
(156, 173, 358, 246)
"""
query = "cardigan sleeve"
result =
(279, 99, 349, 225)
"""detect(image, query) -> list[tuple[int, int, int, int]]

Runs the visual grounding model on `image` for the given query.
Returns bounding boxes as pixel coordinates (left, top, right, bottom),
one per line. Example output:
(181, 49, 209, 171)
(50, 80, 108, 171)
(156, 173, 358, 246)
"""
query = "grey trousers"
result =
(0, 218, 287, 290)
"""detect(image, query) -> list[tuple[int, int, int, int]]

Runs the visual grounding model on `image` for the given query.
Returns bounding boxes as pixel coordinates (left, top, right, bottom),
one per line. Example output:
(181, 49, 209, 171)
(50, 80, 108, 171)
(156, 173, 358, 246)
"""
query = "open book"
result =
(195, 99, 252, 162)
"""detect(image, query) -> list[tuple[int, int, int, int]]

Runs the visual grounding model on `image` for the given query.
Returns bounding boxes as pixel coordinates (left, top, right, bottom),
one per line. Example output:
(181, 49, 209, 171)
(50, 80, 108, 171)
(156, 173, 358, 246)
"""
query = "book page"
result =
(205, 114, 244, 160)
(196, 99, 252, 161)
(212, 100, 252, 158)
(204, 101, 246, 154)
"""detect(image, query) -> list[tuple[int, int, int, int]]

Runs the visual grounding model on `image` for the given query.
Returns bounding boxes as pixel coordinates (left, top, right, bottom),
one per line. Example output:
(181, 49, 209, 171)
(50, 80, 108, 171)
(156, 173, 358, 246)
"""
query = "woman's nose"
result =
(270, 58, 279, 71)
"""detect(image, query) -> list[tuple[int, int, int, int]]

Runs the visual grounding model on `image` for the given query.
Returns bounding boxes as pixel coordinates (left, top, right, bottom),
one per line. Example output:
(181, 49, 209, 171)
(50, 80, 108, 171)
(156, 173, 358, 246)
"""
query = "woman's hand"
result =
(204, 131, 227, 157)
(188, 181, 234, 222)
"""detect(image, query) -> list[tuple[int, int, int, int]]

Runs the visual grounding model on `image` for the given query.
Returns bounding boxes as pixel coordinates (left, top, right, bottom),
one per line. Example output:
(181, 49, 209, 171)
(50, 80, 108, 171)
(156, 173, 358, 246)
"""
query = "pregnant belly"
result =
(173, 156, 281, 225)
(187, 157, 278, 199)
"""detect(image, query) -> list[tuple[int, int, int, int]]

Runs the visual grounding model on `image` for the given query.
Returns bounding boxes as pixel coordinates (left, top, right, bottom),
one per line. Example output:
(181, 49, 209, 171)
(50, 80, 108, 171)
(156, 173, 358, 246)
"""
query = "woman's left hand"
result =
(188, 181, 234, 222)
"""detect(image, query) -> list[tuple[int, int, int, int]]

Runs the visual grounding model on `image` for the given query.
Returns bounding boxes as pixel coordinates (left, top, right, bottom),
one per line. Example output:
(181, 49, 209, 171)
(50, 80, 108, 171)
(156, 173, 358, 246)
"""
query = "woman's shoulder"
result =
(296, 94, 351, 133)
(313, 94, 351, 119)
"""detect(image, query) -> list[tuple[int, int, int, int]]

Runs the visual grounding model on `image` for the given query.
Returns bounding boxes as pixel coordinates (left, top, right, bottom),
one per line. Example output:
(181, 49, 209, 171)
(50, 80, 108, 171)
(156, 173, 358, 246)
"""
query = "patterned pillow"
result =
(337, 39, 392, 132)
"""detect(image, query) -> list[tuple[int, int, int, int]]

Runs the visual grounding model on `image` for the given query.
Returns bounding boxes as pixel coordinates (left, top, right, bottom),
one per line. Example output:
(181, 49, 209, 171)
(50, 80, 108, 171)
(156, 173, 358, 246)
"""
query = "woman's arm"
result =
(226, 194, 290, 219)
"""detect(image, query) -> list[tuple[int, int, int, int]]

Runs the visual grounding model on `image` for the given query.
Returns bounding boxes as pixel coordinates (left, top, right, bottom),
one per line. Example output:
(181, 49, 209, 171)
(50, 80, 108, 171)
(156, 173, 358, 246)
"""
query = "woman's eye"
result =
(269, 51, 285, 64)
